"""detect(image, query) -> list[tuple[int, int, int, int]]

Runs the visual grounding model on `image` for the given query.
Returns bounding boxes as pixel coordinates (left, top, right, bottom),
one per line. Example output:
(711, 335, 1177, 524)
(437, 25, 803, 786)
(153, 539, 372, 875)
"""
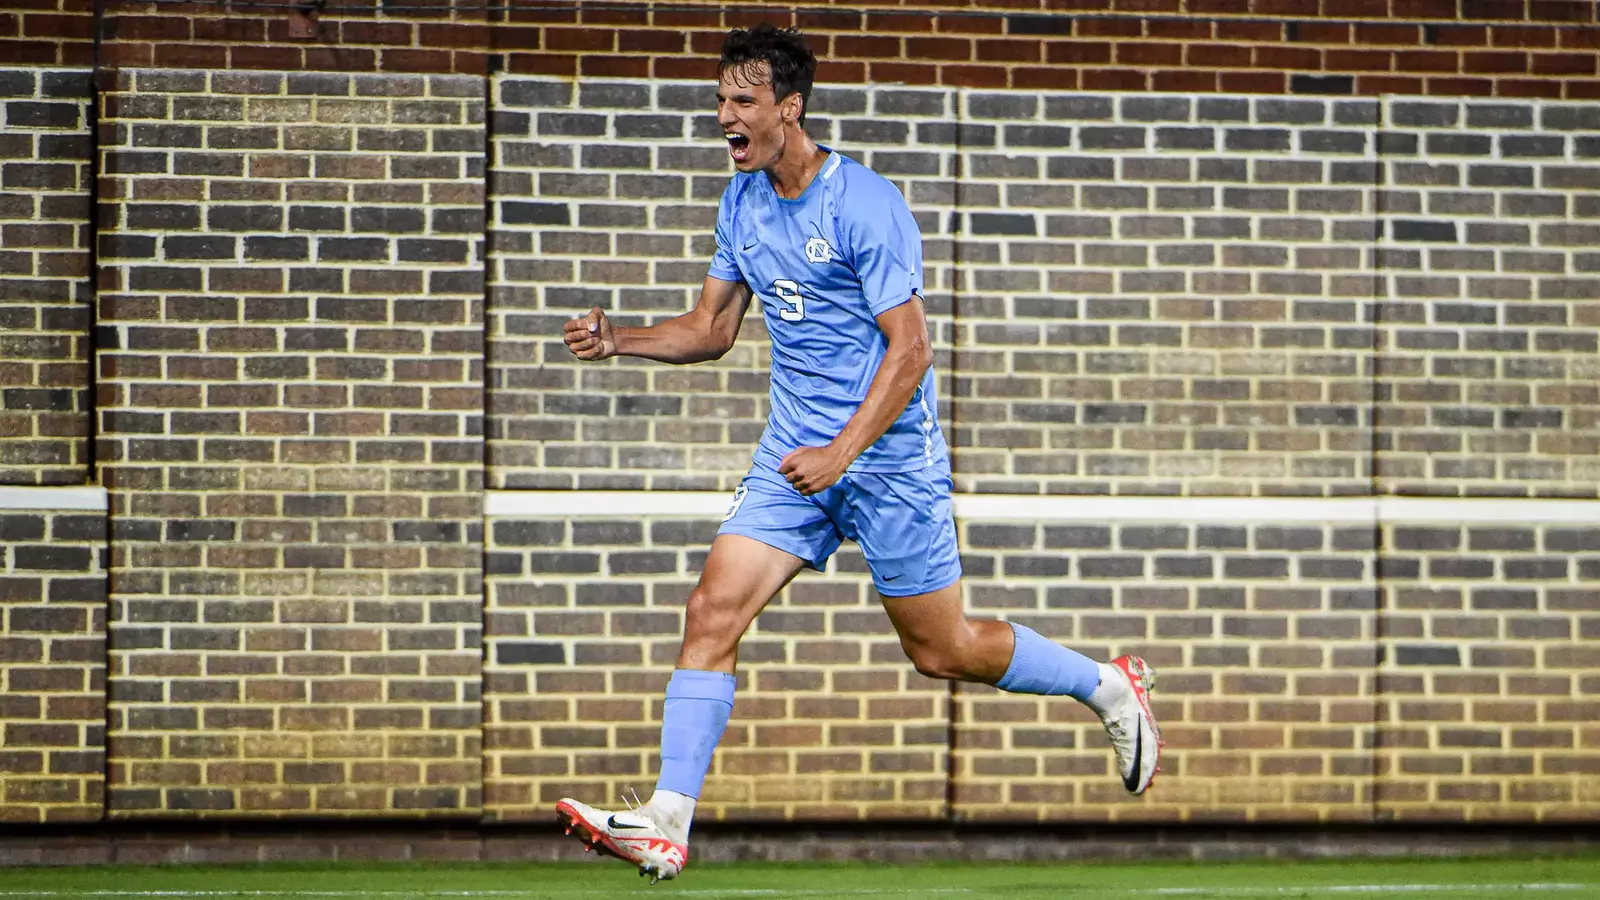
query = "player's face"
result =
(716, 63, 797, 174)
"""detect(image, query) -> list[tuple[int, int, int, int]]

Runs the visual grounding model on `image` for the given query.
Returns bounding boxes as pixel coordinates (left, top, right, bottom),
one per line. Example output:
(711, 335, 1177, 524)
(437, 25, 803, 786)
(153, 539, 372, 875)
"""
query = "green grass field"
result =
(2, 857, 1599, 900)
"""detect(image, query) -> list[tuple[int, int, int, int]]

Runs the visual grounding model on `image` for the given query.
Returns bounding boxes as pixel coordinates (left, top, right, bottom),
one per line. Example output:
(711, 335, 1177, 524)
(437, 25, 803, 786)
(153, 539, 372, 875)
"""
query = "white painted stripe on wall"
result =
(0, 485, 108, 511)
(484, 491, 1600, 524)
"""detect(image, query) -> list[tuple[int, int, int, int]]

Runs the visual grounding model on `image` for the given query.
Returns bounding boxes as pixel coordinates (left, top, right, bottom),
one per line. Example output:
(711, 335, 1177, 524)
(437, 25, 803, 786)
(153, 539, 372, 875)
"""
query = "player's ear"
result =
(781, 90, 802, 126)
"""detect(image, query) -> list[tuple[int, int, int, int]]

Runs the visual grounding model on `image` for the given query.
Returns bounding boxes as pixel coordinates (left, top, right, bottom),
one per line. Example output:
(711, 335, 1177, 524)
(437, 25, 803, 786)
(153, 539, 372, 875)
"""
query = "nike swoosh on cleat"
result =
(1124, 726, 1142, 793)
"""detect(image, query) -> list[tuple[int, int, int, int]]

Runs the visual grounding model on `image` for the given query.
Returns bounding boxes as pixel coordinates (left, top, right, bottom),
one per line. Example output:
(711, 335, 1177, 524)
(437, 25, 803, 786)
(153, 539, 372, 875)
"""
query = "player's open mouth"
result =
(726, 132, 750, 162)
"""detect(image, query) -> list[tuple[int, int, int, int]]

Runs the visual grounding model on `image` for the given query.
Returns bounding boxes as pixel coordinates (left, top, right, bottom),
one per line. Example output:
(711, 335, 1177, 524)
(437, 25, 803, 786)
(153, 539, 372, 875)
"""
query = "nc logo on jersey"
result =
(804, 238, 833, 264)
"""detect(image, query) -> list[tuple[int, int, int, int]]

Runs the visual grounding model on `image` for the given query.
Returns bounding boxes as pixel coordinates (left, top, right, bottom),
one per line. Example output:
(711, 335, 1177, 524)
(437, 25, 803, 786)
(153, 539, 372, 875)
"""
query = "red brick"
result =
(1073, 17, 1139, 37)
(835, 35, 901, 58)
(22, 13, 91, 38)
(150, 43, 224, 67)
(865, 13, 934, 33)
(304, 46, 375, 71)
(869, 61, 938, 85)
(651, 56, 707, 79)
(1147, 19, 1211, 40)
(419, 23, 488, 48)
(1012, 66, 1080, 89)
(1186, 43, 1251, 68)
(544, 26, 612, 52)
(489, 25, 540, 51)
(1531, 52, 1598, 74)
(1327, 49, 1396, 71)
(814, 59, 866, 83)
(1044, 0, 1114, 8)
(0, 14, 17, 37)
(1566, 79, 1600, 98)
(653, 10, 719, 28)
(580, 55, 648, 77)
(1152, 68, 1220, 91)
(1528, 0, 1592, 20)
(1254, 45, 1323, 69)
(1252, 0, 1319, 12)
(106, 14, 190, 40)
(1396, 50, 1463, 72)
(1297, 23, 1352, 44)
(1187, 0, 1248, 10)
(1463, 50, 1531, 72)
(509, 52, 575, 76)
(939, 64, 1008, 87)
(1558, 27, 1600, 49)
(906, 36, 973, 61)
(1357, 24, 1424, 45)
(579, 7, 647, 25)
(977, 38, 1041, 62)
(1324, 0, 1391, 13)
(1494, 77, 1567, 97)
(1492, 26, 1558, 47)
(797, 10, 863, 32)
(1220, 70, 1287, 93)
(1425, 77, 1496, 95)
(1081, 68, 1147, 90)
(1436, 25, 1492, 46)
(1357, 74, 1425, 93)
(1393, 0, 1463, 15)
(688, 30, 724, 54)
(1115, 40, 1182, 66)
(933, 14, 1004, 35)
(1044, 40, 1111, 64)
(231, 44, 301, 70)
(191, 18, 266, 42)
(506, 7, 575, 24)
(618, 30, 682, 53)
(337, 21, 414, 45)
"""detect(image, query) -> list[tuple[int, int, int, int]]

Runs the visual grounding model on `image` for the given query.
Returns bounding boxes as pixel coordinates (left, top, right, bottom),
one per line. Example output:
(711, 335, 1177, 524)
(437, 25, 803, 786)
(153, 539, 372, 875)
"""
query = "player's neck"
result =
(764, 133, 828, 200)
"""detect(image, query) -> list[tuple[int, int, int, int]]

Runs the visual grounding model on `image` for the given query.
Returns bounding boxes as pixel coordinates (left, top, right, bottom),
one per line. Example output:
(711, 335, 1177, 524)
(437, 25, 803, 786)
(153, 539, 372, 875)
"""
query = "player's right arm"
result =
(562, 276, 753, 364)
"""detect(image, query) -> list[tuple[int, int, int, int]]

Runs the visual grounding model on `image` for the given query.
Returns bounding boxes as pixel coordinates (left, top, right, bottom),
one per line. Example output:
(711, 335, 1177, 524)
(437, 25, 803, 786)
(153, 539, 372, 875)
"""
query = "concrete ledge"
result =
(3, 822, 1600, 867)
(484, 491, 1600, 524)
(0, 486, 107, 511)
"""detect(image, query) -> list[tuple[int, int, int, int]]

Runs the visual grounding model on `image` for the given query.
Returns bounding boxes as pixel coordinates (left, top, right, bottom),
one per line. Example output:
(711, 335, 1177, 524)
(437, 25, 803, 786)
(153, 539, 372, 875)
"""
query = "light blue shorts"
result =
(716, 461, 962, 598)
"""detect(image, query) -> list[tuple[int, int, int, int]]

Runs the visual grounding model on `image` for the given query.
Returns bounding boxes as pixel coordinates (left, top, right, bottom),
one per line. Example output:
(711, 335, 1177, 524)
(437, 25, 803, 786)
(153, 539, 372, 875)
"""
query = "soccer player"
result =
(556, 23, 1161, 884)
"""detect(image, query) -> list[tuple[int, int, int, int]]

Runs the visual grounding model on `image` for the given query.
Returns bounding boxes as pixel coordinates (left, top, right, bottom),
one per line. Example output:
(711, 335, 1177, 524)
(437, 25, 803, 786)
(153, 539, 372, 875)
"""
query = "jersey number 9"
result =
(772, 279, 806, 323)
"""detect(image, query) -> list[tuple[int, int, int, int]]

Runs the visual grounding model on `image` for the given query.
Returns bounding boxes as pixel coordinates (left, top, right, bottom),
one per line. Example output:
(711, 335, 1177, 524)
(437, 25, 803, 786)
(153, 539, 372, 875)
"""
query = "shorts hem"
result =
(716, 523, 828, 571)
(873, 570, 962, 599)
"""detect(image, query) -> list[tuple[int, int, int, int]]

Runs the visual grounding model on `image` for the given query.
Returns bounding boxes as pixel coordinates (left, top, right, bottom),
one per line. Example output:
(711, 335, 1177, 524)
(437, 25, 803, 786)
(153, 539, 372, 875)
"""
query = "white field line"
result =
(5, 887, 1594, 898)
(1142, 886, 1594, 896)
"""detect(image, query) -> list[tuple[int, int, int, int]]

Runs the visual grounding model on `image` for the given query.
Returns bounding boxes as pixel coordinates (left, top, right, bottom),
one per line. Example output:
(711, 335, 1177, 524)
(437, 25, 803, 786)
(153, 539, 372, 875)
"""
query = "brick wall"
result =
(1375, 98, 1600, 497)
(1378, 517, 1600, 820)
(96, 70, 485, 816)
(0, 502, 106, 823)
(0, 68, 93, 486)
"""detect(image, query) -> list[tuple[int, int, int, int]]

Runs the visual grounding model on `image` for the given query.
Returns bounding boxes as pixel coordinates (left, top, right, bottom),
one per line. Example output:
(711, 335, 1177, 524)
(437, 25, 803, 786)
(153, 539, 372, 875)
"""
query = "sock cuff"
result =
(665, 668, 736, 705)
(996, 621, 1040, 692)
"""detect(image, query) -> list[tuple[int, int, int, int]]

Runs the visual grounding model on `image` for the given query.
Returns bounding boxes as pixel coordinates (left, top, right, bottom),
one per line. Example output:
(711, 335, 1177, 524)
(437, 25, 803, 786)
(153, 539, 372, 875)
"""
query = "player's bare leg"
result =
(557, 534, 805, 882)
(881, 581, 1162, 794)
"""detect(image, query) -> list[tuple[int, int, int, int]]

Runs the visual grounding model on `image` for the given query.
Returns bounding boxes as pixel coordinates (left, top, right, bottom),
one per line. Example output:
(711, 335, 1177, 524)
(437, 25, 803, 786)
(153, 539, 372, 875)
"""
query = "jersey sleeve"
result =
(840, 174, 925, 318)
(707, 177, 743, 284)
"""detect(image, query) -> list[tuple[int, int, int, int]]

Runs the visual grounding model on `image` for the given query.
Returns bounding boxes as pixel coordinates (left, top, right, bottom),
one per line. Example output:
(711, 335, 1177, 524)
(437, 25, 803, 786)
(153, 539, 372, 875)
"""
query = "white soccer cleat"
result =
(556, 796, 687, 885)
(1095, 655, 1163, 795)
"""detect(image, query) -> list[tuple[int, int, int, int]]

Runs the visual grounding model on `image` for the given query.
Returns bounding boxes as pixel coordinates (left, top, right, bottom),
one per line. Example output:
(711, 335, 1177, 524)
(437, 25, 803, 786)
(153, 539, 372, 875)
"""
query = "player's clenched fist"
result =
(564, 306, 617, 361)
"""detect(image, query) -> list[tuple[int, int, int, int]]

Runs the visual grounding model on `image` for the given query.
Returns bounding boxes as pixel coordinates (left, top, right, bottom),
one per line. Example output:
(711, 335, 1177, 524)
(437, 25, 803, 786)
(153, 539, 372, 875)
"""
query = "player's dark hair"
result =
(719, 24, 817, 125)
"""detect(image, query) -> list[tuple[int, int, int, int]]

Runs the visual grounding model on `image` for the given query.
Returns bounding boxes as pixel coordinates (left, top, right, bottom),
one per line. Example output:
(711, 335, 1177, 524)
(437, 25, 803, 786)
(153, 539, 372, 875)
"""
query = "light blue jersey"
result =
(707, 148, 947, 474)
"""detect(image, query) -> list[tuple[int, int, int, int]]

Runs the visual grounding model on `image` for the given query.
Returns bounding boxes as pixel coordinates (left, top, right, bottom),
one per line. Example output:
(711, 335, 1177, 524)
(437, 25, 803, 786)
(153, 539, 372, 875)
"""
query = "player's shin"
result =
(994, 621, 1103, 701)
(645, 668, 736, 844)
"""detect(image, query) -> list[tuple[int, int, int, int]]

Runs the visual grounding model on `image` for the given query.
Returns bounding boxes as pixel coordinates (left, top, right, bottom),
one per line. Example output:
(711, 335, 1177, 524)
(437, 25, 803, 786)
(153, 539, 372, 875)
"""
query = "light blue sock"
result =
(654, 668, 736, 799)
(995, 622, 1101, 701)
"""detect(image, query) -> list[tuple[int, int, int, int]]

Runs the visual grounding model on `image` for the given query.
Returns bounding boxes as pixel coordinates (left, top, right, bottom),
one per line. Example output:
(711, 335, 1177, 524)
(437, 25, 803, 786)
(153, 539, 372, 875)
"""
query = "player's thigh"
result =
(684, 533, 808, 640)
(690, 469, 840, 639)
(846, 466, 962, 599)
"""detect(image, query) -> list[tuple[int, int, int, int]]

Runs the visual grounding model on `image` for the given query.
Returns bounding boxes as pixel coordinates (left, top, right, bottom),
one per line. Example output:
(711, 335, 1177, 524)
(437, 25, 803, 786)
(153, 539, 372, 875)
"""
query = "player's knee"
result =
(902, 640, 968, 681)
(682, 585, 746, 642)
